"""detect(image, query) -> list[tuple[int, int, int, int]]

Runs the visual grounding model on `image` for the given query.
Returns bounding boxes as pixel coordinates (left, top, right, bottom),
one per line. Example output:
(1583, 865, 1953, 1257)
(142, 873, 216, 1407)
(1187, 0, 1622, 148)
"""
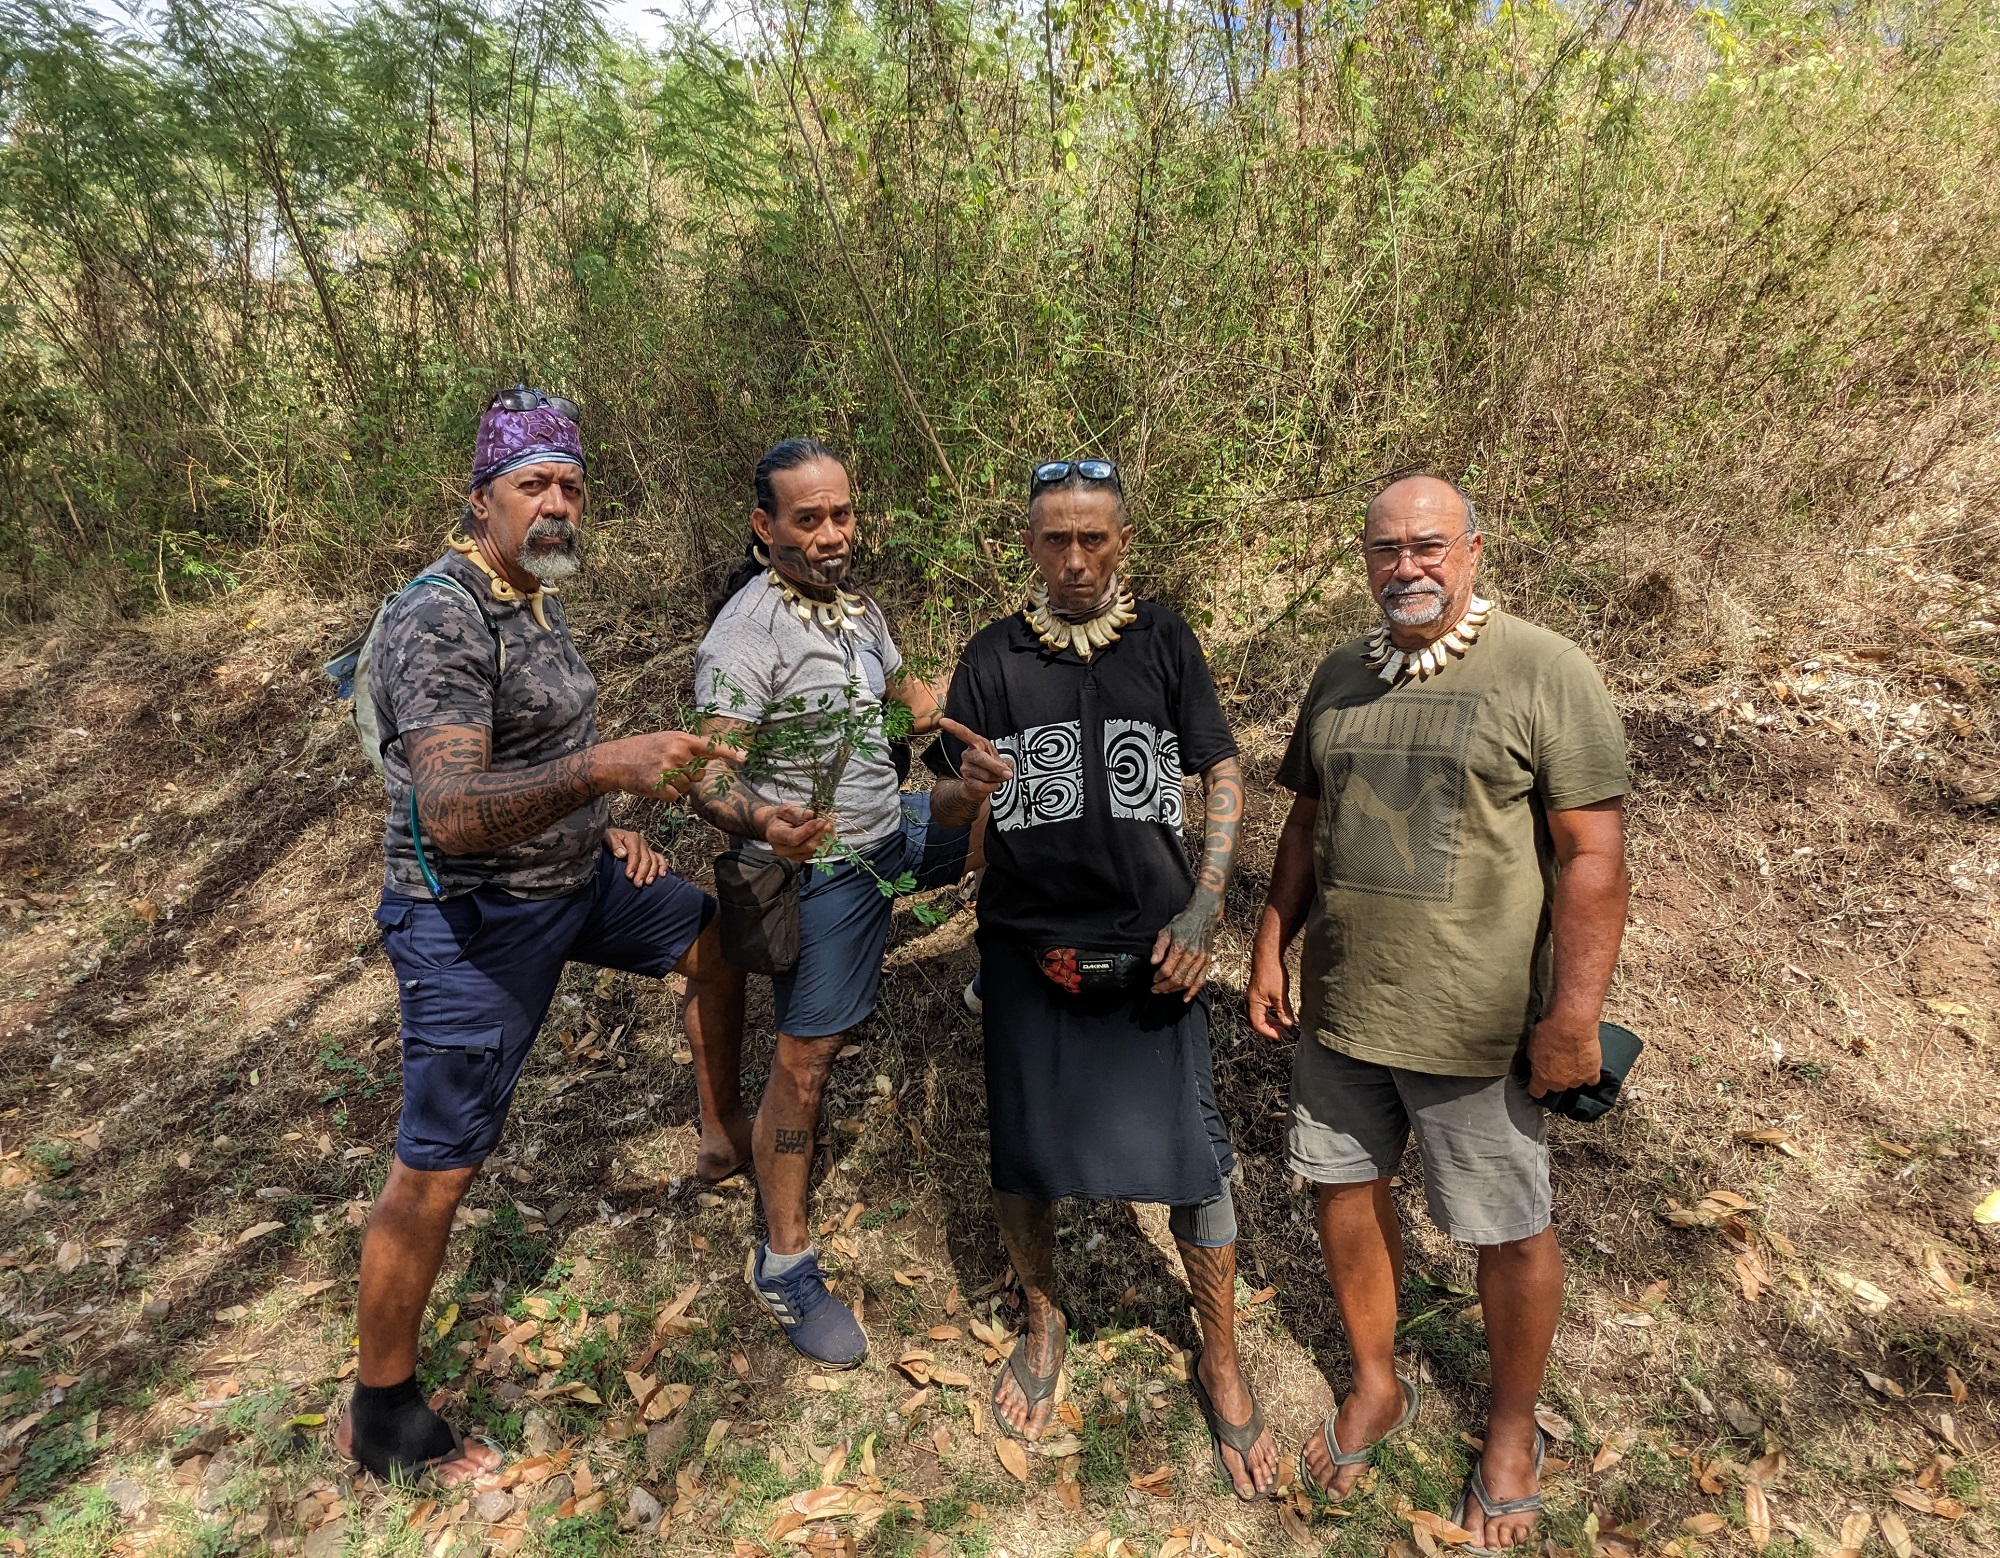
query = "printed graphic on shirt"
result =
(992, 721, 1084, 832)
(1321, 691, 1478, 901)
(1103, 719, 1184, 827)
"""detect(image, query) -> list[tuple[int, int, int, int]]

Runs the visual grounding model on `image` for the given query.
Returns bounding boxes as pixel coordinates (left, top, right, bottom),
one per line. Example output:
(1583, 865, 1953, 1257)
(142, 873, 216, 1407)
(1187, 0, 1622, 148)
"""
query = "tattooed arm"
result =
(407, 724, 731, 856)
(1150, 755, 1243, 1000)
(929, 717, 1015, 830)
(887, 669, 946, 735)
(688, 714, 835, 863)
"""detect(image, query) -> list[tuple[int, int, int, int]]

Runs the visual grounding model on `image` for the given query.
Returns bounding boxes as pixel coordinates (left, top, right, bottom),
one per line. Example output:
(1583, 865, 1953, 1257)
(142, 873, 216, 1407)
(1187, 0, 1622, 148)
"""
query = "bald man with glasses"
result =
(1248, 475, 1630, 1553)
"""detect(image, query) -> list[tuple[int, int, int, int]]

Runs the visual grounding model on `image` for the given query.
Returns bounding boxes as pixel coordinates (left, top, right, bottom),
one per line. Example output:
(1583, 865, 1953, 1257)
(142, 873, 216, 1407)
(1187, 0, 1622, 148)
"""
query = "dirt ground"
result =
(0, 573, 1995, 1558)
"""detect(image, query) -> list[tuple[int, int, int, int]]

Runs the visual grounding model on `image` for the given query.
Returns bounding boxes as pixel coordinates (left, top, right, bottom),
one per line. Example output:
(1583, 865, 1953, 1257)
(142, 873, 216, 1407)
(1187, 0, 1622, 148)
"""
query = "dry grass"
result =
(0, 523, 1994, 1558)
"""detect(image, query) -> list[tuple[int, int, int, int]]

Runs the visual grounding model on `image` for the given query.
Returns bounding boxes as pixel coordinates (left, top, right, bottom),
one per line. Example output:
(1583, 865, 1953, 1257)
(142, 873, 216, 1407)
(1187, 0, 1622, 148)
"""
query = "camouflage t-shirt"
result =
(371, 550, 609, 900)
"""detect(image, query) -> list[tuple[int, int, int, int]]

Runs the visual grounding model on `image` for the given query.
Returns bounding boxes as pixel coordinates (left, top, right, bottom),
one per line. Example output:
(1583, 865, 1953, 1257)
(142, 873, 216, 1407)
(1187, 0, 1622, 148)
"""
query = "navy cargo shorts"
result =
(773, 793, 970, 1038)
(376, 848, 714, 1171)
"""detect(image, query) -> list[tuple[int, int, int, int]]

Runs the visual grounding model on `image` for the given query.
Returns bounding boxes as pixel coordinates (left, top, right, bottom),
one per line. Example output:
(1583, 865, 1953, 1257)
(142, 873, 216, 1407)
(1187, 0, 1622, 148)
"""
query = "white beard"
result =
(517, 519, 582, 584)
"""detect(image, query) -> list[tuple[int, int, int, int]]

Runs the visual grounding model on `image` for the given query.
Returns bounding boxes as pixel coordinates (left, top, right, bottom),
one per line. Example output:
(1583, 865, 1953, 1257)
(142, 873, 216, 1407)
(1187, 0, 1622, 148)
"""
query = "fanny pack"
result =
(1036, 946, 1146, 995)
(712, 848, 800, 976)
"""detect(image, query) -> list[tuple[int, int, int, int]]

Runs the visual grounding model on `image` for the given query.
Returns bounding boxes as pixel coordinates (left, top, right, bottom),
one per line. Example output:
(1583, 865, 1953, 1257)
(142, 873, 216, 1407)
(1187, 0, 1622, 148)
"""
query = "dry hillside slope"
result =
(0, 576, 1994, 1558)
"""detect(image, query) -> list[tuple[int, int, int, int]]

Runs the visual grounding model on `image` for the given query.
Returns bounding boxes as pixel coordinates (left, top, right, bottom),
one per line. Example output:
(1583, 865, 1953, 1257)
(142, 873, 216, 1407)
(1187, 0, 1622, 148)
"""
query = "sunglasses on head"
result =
(1031, 458, 1122, 496)
(491, 383, 582, 424)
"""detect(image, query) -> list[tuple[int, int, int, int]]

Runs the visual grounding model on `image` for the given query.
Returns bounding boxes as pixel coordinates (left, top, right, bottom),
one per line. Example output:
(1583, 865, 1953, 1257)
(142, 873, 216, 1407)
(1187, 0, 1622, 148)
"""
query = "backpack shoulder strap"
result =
(405, 572, 505, 681)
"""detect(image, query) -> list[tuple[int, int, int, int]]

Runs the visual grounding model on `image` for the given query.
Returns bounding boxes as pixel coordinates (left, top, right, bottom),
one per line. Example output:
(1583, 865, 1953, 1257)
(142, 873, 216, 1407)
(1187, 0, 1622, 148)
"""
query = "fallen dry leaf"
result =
(1534, 1407, 1574, 1443)
(1407, 1509, 1475, 1544)
(1733, 1128, 1801, 1157)
(1877, 1508, 1913, 1558)
(1681, 1514, 1727, 1536)
(54, 1242, 84, 1274)
(1828, 1271, 1890, 1314)
(1860, 1370, 1906, 1400)
(1743, 1483, 1772, 1549)
(1944, 1366, 1967, 1404)
(1592, 1431, 1634, 1473)
(996, 1438, 1028, 1483)
(927, 1326, 962, 1342)
(236, 1221, 283, 1245)
(1128, 1464, 1174, 1497)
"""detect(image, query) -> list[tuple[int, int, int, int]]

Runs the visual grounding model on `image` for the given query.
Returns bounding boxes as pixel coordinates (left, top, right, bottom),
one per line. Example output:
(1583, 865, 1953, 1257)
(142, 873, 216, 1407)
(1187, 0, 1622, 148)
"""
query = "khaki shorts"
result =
(1286, 1039, 1551, 1246)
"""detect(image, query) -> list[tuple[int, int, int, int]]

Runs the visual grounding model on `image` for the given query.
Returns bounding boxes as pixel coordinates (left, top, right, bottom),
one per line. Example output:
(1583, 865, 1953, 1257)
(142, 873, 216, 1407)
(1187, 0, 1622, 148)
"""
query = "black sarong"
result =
(980, 932, 1235, 1205)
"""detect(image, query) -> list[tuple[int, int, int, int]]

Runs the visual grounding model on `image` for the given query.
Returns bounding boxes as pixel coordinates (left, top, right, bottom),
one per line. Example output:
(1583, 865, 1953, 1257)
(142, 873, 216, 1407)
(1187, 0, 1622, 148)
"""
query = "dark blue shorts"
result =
(377, 849, 714, 1171)
(773, 793, 970, 1039)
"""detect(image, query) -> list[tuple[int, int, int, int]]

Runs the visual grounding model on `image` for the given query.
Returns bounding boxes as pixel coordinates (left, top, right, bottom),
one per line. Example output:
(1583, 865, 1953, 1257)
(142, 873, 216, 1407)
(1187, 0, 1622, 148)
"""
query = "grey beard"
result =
(1383, 583, 1445, 626)
(518, 519, 581, 584)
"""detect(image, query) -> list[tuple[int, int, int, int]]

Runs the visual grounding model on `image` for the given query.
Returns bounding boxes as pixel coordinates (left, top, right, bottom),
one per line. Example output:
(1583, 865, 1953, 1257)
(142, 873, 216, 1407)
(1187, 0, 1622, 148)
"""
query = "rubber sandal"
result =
(1187, 1347, 1273, 1500)
(1452, 1428, 1549, 1556)
(1296, 1373, 1421, 1499)
(991, 1318, 1065, 1441)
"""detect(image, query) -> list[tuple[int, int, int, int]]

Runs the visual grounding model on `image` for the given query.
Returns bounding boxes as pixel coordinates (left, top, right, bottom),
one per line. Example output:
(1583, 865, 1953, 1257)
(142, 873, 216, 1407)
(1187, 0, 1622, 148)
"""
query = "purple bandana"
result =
(468, 404, 586, 492)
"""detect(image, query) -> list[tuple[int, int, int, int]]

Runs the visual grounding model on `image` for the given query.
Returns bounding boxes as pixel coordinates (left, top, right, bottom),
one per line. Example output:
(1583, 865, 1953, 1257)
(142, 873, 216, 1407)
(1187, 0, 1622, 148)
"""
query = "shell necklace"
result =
(758, 547, 868, 633)
(1363, 595, 1494, 684)
(449, 532, 551, 629)
(1025, 579, 1138, 659)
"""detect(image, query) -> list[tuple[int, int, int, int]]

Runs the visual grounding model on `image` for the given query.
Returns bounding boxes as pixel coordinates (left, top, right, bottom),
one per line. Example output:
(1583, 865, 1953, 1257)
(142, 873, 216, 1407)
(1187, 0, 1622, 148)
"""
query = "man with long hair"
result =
(689, 438, 980, 1367)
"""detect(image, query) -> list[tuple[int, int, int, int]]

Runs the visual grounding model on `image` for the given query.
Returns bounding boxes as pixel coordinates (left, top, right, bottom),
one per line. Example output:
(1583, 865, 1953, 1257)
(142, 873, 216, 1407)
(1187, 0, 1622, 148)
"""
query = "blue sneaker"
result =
(747, 1242, 869, 1368)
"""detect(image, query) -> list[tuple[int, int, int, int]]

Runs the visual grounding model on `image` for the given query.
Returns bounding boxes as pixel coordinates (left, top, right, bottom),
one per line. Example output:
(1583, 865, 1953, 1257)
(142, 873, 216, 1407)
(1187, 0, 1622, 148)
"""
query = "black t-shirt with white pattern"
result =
(927, 601, 1238, 953)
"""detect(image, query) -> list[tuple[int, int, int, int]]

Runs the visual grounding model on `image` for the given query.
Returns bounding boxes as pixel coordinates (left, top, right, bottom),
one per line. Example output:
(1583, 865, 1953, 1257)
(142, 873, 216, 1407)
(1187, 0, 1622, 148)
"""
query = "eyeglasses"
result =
(1031, 458, 1122, 496)
(490, 383, 582, 424)
(1362, 533, 1468, 571)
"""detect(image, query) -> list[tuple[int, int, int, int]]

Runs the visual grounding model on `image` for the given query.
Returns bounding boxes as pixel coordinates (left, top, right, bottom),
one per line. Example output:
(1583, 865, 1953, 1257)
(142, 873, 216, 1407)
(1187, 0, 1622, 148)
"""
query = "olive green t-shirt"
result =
(1275, 609, 1629, 1077)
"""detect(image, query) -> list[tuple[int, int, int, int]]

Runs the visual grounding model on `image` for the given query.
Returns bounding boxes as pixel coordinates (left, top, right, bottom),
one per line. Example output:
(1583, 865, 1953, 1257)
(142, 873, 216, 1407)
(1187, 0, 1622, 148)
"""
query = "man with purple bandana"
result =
(335, 387, 746, 1486)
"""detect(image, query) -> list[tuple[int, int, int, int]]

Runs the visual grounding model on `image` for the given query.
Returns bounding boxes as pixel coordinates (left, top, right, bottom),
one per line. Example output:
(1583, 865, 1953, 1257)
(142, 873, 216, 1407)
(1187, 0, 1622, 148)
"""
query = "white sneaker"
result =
(963, 974, 983, 1016)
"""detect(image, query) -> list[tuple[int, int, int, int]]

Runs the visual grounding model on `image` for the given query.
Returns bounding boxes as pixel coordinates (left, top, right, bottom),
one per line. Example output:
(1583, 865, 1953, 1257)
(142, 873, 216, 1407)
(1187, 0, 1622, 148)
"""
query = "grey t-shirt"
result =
(695, 574, 907, 848)
(371, 550, 610, 900)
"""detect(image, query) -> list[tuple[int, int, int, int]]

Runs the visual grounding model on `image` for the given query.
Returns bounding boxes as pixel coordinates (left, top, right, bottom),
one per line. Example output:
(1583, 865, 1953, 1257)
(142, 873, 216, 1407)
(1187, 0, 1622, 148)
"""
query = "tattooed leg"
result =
(992, 1191, 1064, 1439)
(753, 1031, 847, 1252)
(1176, 1233, 1279, 1496)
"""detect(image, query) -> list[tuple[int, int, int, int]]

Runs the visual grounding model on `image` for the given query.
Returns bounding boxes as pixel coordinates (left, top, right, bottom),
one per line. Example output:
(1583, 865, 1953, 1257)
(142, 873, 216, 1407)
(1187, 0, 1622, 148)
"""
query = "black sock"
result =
(349, 1375, 458, 1476)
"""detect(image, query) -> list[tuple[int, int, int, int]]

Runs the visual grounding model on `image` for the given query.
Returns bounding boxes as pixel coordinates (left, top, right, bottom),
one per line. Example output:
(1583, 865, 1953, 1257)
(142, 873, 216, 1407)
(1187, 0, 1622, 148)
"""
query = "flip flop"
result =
(1452, 1428, 1550, 1557)
(990, 1321, 1065, 1441)
(1187, 1348, 1272, 1501)
(341, 1413, 508, 1487)
(1296, 1373, 1421, 1499)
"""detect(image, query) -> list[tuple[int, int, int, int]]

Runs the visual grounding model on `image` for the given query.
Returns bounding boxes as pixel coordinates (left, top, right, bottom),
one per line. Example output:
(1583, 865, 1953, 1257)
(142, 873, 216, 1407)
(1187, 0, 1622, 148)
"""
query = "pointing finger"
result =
(938, 717, 993, 753)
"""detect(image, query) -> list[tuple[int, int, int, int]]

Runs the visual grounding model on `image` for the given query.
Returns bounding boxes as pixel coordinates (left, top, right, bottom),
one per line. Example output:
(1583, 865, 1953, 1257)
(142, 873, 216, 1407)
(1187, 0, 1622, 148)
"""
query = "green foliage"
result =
(15, 1485, 117, 1558)
(0, 0, 1994, 628)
